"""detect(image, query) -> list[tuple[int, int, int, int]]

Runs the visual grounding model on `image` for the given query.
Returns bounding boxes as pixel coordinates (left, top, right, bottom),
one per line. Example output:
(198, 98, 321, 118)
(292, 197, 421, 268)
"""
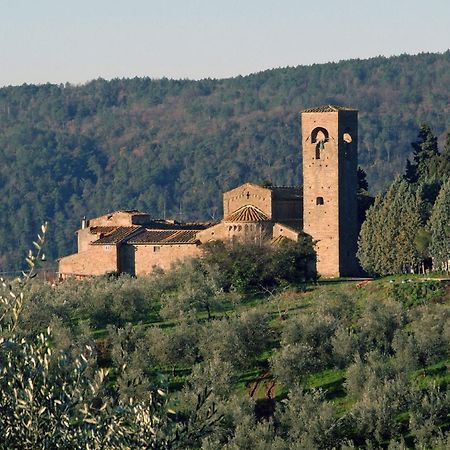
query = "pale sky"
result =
(1, 0, 449, 87)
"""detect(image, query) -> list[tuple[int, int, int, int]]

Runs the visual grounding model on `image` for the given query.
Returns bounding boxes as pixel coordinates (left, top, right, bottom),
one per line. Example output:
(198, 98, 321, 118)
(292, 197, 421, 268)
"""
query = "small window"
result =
(316, 197, 324, 205)
(153, 246, 160, 252)
(343, 132, 352, 143)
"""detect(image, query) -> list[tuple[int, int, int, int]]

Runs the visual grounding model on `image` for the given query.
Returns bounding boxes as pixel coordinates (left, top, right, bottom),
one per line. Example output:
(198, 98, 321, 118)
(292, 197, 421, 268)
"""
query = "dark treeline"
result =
(358, 125, 450, 275)
(0, 51, 449, 269)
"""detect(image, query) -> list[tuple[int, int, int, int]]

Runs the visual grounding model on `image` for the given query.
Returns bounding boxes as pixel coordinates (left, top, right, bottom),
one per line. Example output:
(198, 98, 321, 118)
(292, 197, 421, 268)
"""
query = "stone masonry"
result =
(58, 105, 360, 279)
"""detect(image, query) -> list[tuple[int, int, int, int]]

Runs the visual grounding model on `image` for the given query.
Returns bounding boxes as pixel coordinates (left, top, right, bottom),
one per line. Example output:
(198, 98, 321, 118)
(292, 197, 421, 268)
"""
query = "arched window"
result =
(343, 132, 352, 143)
(311, 127, 329, 144)
(343, 128, 352, 143)
(311, 127, 329, 159)
(316, 197, 324, 205)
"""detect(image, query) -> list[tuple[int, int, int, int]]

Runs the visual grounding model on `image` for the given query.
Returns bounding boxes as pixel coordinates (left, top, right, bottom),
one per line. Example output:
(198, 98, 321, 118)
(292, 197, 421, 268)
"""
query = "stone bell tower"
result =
(301, 105, 359, 277)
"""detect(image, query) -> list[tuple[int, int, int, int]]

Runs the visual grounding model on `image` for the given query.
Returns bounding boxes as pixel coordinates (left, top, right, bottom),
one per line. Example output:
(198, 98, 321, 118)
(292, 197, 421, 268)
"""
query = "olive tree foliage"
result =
(276, 387, 343, 449)
(356, 299, 405, 354)
(199, 309, 271, 370)
(271, 310, 338, 385)
(159, 258, 224, 321)
(147, 321, 200, 375)
(408, 384, 450, 448)
(345, 352, 411, 445)
(0, 225, 221, 449)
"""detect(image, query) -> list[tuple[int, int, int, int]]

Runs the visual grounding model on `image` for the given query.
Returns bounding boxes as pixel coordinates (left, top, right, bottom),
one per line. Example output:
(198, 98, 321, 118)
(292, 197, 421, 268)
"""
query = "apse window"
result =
(316, 197, 324, 205)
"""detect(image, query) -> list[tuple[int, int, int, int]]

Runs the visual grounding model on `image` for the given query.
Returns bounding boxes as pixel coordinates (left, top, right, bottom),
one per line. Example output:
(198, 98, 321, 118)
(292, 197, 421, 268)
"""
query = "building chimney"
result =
(81, 216, 87, 229)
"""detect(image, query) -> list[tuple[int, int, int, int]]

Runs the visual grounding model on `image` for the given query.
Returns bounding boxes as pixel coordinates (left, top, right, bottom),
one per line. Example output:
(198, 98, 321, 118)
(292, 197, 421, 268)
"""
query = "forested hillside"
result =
(0, 51, 449, 269)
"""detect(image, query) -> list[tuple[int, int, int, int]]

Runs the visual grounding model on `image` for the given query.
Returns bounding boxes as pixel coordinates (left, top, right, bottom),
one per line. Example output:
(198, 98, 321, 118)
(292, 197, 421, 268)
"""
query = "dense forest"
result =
(0, 51, 449, 269)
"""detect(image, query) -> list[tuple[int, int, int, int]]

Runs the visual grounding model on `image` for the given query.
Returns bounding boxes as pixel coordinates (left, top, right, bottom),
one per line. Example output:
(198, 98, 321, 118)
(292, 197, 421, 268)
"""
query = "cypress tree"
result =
(429, 179, 450, 271)
(405, 125, 440, 183)
(358, 178, 421, 276)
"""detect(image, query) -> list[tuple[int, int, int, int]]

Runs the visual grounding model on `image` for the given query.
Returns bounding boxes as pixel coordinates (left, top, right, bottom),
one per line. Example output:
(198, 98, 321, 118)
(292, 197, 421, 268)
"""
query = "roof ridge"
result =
(225, 204, 269, 222)
(302, 104, 357, 113)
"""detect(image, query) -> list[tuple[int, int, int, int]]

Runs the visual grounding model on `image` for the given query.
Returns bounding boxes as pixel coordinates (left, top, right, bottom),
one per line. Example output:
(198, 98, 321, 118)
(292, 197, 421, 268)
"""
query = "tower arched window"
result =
(311, 127, 329, 143)
(316, 197, 324, 205)
(311, 127, 329, 160)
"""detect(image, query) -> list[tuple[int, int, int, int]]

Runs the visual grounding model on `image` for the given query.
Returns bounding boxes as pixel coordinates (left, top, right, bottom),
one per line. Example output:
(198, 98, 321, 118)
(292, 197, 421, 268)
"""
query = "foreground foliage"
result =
(12, 256, 450, 448)
(0, 228, 222, 449)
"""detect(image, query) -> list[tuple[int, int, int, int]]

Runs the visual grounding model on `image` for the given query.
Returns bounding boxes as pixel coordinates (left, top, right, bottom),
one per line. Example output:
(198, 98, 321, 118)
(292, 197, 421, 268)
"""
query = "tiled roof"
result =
(89, 226, 118, 235)
(277, 221, 303, 232)
(264, 185, 302, 191)
(145, 220, 213, 230)
(225, 205, 269, 222)
(128, 229, 200, 245)
(302, 105, 356, 113)
(271, 235, 291, 245)
(119, 209, 149, 215)
(91, 226, 141, 245)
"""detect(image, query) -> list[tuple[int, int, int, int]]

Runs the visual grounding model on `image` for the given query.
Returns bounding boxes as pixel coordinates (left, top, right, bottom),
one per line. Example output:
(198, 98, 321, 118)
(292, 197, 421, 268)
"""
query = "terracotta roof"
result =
(128, 229, 200, 245)
(225, 205, 269, 222)
(302, 105, 357, 113)
(118, 210, 149, 215)
(264, 185, 302, 191)
(145, 220, 213, 230)
(277, 221, 303, 232)
(89, 226, 118, 235)
(271, 235, 291, 245)
(91, 226, 141, 245)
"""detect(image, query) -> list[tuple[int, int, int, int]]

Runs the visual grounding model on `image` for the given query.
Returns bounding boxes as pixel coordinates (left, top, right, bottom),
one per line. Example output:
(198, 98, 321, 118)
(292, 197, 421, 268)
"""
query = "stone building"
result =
(301, 105, 359, 277)
(58, 105, 360, 279)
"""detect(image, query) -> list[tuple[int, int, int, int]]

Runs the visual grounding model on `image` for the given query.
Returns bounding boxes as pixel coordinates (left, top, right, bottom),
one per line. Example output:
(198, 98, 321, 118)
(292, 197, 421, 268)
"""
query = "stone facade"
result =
(301, 106, 359, 277)
(58, 105, 360, 279)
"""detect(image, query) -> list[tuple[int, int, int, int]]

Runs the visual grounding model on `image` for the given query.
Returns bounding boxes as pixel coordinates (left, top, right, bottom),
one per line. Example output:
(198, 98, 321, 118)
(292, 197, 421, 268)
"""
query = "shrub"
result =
(390, 281, 443, 307)
(201, 238, 316, 294)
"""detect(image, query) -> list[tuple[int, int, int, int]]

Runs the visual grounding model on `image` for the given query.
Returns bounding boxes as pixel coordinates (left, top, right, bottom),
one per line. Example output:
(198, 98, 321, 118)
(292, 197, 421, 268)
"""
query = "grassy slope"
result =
(137, 276, 449, 415)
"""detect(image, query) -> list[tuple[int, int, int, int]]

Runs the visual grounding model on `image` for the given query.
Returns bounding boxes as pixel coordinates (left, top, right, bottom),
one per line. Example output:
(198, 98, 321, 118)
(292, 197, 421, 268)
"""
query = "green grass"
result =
(77, 274, 449, 441)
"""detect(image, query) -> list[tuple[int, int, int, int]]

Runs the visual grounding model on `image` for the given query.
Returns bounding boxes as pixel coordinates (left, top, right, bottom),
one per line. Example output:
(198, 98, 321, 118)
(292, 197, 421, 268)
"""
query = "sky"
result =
(1, 0, 449, 87)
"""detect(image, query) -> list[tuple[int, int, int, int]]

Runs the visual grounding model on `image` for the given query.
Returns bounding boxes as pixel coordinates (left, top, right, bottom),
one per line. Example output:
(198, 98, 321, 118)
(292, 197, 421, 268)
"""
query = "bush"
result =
(411, 307, 450, 365)
(202, 238, 316, 294)
(280, 312, 337, 368)
(199, 310, 271, 370)
(357, 299, 405, 354)
(276, 387, 342, 449)
(271, 343, 319, 386)
(390, 281, 443, 307)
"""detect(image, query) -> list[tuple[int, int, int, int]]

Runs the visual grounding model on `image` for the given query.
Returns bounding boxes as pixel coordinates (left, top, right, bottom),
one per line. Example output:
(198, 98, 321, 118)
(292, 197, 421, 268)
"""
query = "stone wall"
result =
(223, 183, 273, 218)
(301, 109, 358, 277)
(134, 243, 202, 275)
(59, 245, 118, 278)
(272, 223, 300, 241)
